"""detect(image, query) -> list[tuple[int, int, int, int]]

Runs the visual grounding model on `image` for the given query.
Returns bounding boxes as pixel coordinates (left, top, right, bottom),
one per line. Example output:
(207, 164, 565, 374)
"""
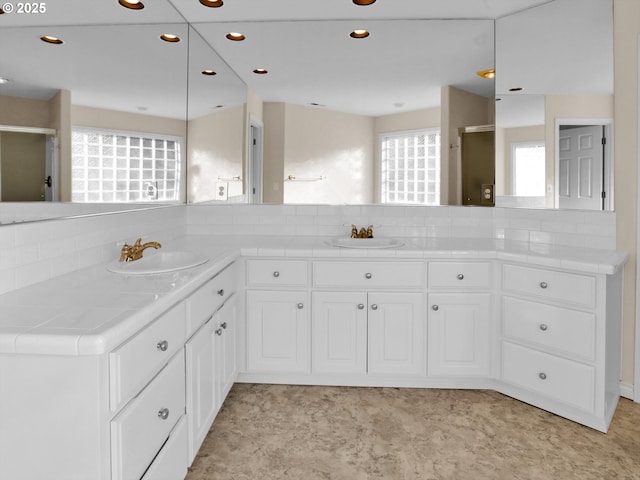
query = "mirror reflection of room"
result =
(495, 0, 613, 210)
(0, 0, 613, 212)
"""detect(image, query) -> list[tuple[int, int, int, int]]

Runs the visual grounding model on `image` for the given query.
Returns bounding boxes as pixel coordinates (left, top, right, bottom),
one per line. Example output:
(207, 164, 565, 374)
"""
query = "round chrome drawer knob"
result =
(365, 273, 372, 279)
(432, 305, 439, 311)
(371, 304, 378, 310)
(539, 324, 548, 331)
(540, 282, 548, 289)
(273, 271, 280, 278)
(156, 340, 169, 352)
(457, 274, 464, 280)
(297, 303, 304, 309)
(539, 372, 547, 380)
(357, 304, 365, 310)
(158, 408, 170, 420)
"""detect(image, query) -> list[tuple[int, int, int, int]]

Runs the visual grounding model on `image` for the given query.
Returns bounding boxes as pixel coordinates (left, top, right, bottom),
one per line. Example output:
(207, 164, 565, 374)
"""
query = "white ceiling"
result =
(0, 0, 612, 121)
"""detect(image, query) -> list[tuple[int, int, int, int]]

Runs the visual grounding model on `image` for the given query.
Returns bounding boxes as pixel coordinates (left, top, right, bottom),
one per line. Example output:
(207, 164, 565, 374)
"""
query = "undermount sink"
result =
(327, 237, 404, 249)
(107, 251, 209, 275)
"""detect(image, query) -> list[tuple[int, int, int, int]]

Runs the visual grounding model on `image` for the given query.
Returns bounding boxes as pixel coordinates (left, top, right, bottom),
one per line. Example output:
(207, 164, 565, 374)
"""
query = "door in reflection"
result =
(0, 131, 47, 201)
(461, 129, 495, 206)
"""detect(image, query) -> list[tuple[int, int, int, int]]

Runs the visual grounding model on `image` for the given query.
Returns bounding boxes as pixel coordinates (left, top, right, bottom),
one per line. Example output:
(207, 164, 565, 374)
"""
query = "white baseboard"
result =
(620, 382, 635, 400)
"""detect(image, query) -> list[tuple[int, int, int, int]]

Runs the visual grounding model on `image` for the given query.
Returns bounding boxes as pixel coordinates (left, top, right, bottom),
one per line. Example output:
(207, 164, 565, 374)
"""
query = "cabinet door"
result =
(185, 317, 217, 464)
(368, 293, 425, 376)
(215, 297, 237, 403)
(312, 291, 368, 374)
(428, 293, 491, 377)
(246, 290, 310, 373)
(141, 415, 188, 480)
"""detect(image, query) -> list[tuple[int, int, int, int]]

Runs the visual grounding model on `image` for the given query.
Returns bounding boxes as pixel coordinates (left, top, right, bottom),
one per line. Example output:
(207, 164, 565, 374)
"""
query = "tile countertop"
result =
(0, 235, 628, 357)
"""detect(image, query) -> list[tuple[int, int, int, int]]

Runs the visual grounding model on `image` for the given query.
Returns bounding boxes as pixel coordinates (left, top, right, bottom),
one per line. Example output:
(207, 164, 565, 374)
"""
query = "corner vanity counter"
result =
(0, 235, 627, 480)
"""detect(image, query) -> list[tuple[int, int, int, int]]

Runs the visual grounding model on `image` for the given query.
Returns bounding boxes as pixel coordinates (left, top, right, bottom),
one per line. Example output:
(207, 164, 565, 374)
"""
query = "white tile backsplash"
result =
(0, 203, 617, 296)
(0, 205, 186, 295)
(186, 204, 616, 251)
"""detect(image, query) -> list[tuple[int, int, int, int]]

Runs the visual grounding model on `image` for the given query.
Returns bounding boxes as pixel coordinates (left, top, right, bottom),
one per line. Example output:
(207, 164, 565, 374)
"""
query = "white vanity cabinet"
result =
(185, 263, 238, 463)
(108, 301, 190, 480)
(312, 291, 368, 374)
(428, 293, 491, 377)
(312, 261, 426, 377)
(499, 263, 622, 431)
(311, 291, 425, 376)
(244, 259, 426, 377)
(0, 258, 242, 480)
(367, 292, 426, 376)
(246, 289, 310, 373)
(427, 262, 492, 377)
(245, 259, 311, 373)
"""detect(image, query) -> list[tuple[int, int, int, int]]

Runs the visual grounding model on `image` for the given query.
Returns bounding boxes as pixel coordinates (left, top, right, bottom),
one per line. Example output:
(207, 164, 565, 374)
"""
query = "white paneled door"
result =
(558, 125, 604, 210)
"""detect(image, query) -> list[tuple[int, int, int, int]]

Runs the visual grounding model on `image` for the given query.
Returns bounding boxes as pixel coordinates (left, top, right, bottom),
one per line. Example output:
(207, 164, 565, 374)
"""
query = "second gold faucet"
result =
(351, 225, 374, 239)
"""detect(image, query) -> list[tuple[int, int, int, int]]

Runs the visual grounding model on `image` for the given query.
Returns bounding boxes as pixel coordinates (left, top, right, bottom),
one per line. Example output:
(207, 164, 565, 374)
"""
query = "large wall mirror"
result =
(495, 0, 614, 210)
(0, 0, 614, 224)
(191, 18, 495, 207)
(0, 0, 191, 222)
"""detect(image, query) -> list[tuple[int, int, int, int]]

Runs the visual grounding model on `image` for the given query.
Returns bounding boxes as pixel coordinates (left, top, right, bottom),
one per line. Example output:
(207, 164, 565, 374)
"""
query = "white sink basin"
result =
(107, 251, 209, 275)
(327, 238, 404, 249)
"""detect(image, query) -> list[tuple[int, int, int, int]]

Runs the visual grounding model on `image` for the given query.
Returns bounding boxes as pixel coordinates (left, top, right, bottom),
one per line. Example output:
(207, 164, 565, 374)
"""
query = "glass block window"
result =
(512, 141, 545, 196)
(380, 129, 440, 205)
(71, 128, 182, 203)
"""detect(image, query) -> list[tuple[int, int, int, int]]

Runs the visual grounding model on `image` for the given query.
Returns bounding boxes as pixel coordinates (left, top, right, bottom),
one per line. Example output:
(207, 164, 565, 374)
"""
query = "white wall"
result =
(613, 0, 639, 387)
(263, 103, 375, 204)
(187, 106, 244, 203)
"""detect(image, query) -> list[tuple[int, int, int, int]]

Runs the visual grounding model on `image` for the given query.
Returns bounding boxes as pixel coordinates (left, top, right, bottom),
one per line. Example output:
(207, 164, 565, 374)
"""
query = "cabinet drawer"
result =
(187, 263, 236, 336)
(110, 302, 186, 411)
(502, 264, 596, 308)
(428, 261, 491, 288)
(111, 352, 186, 480)
(141, 414, 188, 480)
(313, 261, 425, 288)
(502, 296, 595, 361)
(502, 341, 595, 412)
(246, 259, 308, 287)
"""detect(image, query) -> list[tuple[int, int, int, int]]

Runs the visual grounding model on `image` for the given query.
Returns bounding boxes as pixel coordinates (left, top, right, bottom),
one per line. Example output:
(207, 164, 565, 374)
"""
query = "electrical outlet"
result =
(216, 181, 228, 200)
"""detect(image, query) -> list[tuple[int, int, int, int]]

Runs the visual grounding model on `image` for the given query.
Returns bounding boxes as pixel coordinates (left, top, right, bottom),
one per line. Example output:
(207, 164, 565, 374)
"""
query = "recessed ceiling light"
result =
(40, 36, 64, 45)
(160, 34, 181, 43)
(495, 97, 502, 102)
(350, 29, 370, 39)
(119, 0, 144, 10)
(509, 87, 524, 92)
(253, 68, 268, 75)
(476, 69, 495, 79)
(353, 0, 376, 5)
(0, 7, 4, 13)
(202, 70, 217, 76)
(0, 77, 9, 84)
(226, 32, 245, 41)
(199, 0, 223, 7)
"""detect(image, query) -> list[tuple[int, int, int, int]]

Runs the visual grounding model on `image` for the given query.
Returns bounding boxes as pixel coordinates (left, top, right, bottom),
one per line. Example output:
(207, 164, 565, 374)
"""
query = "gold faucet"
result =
(119, 238, 161, 262)
(350, 225, 374, 238)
